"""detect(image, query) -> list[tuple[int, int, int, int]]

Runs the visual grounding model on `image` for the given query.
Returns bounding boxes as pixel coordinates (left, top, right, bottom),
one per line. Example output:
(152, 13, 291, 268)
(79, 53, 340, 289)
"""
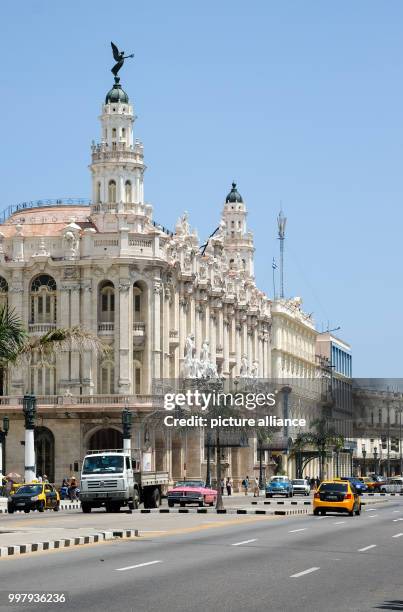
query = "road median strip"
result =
(136, 507, 309, 516)
(0, 529, 140, 559)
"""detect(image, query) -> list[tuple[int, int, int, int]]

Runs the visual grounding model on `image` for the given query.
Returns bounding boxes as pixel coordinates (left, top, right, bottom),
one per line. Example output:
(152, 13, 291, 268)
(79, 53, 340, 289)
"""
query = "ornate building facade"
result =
(0, 75, 331, 486)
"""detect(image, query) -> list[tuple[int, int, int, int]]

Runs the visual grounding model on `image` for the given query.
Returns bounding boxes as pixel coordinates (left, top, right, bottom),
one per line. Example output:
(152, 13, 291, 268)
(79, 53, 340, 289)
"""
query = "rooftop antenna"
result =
(277, 205, 287, 299)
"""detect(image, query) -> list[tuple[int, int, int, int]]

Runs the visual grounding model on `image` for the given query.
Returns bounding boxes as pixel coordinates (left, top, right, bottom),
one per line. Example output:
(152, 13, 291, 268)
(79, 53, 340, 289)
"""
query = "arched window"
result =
(99, 281, 115, 323)
(112, 127, 117, 140)
(99, 360, 114, 394)
(125, 180, 132, 203)
(0, 276, 8, 309)
(133, 359, 142, 394)
(96, 181, 101, 204)
(88, 428, 122, 451)
(35, 426, 55, 482)
(121, 127, 126, 139)
(133, 284, 142, 322)
(30, 275, 57, 326)
(108, 180, 116, 203)
(30, 353, 56, 395)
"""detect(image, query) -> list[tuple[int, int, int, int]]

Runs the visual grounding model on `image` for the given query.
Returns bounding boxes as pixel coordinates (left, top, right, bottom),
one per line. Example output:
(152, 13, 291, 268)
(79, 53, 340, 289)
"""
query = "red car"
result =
(167, 480, 217, 507)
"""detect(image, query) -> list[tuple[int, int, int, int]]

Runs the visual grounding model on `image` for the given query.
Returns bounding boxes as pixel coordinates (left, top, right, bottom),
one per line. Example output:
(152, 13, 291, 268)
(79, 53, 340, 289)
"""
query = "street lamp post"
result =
(0, 416, 9, 481)
(362, 444, 367, 477)
(23, 395, 37, 483)
(205, 431, 212, 488)
(122, 405, 132, 454)
(258, 440, 264, 489)
(373, 447, 378, 474)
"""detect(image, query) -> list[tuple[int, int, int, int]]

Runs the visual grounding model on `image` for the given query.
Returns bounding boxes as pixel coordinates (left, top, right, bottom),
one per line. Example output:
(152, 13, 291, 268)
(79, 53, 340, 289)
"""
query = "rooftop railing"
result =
(0, 198, 91, 224)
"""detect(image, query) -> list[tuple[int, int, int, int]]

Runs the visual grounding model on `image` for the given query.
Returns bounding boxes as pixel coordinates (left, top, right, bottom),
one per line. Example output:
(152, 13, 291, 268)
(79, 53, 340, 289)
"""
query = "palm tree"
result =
(292, 418, 344, 481)
(0, 304, 108, 376)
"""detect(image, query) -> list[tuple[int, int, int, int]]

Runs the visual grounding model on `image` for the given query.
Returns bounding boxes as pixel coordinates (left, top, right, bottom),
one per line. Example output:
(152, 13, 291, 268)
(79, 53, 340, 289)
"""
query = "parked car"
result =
(167, 480, 217, 507)
(368, 474, 387, 491)
(313, 480, 361, 516)
(358, 477, 377, 491)
(339, 477, 367, 494)
(379, 477, 403, 494)
(291, 479, 310, 496)
(265, 476, 293, 498)
(8, 483, 60, 514)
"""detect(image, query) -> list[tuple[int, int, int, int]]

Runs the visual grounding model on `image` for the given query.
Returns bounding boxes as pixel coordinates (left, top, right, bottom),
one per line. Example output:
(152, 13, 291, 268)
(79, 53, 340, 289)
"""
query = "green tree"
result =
(292, 418, 344, 481)
(0, 304, 108, 374)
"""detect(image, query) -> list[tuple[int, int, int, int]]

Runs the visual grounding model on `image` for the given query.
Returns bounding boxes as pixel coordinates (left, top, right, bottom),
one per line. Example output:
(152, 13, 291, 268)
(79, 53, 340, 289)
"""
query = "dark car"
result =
(339, 477, 367, 494)
(8, 483, 60, 514)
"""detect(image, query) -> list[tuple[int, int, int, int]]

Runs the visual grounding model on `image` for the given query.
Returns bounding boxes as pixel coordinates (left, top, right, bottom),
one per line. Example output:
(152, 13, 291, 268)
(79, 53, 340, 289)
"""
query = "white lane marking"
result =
(392, 510, 400, 513)
(289, 528, 307, 533)
(290, 567, 320, 578)
(334, 521, 346, 525)
(231, 538, 257, 546)
(368, 515, 378, 518)
(358, 545, 377, 552)
(392, 533, 403, 538)
(116, 560, 162, 572)
(365, 508, 376, 511)
(138, 530, 168, 533)
(393, 518, 403, 522)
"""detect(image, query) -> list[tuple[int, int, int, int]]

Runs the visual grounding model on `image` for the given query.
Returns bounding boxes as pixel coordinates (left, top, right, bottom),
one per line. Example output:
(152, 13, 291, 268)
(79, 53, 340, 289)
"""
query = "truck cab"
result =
(79, 449, 169, 513)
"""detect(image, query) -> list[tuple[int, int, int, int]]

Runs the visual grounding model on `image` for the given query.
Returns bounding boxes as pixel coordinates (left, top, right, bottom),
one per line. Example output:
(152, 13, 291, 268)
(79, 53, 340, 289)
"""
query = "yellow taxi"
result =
(313, 480, 361, 516)
(8, 483, 60, 514)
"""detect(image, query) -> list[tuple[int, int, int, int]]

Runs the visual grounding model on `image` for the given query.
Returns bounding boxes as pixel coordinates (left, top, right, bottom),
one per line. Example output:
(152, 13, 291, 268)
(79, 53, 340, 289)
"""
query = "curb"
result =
(137, 507, 309, 516)
(251, 500, 312, 506)
(0, 529, 139, 559)
(0, 502, 81, 514)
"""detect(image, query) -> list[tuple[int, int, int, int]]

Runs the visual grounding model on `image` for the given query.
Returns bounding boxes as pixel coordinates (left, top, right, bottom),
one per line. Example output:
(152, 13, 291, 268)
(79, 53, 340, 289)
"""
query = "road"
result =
(0, 497, 402, 611)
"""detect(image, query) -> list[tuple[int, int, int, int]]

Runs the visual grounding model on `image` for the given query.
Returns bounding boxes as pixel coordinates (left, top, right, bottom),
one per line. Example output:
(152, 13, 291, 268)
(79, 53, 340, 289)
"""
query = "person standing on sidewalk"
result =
(253, 477, 260, 497)
(242, 476, 249, 495)
(226, 477, 232, 496)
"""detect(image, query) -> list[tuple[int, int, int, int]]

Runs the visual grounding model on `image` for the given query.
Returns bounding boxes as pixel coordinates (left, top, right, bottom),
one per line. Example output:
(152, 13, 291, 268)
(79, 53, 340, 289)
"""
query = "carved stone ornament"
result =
(119, 280, 131, 292)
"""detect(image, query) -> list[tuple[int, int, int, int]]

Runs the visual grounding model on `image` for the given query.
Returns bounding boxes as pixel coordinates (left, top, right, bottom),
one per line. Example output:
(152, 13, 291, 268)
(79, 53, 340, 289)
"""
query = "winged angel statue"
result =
(111, 42, 134, 77)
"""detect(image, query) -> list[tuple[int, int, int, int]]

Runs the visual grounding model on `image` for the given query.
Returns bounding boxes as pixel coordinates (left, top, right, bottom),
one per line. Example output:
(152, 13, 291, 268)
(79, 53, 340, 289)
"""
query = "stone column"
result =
(8, 274, 25, 394)
(118, 277, 132, 393)
(178, 292, 187, 378)
(152, 279, 162, 379)
(81, 279, 94, 394)
(58, 285, 71, 390)
(223, 310, 230, 376)
(162, 286, 170, 378)
(70, 286, 81, 388)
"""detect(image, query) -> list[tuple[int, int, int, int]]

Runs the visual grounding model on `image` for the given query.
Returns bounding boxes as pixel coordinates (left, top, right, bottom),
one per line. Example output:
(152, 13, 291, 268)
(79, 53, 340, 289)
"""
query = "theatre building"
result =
(0, 72, 329, 487)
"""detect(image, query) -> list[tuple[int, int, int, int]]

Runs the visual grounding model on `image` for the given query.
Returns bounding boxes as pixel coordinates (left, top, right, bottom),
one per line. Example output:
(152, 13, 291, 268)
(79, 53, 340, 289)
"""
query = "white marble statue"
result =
(250, 360, 259, 378)
(240, 354, 249, 378)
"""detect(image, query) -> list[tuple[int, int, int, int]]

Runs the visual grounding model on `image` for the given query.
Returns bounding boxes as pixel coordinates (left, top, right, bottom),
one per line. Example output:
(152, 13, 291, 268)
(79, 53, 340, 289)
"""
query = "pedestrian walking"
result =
(226, 477, 232, 496)
(315, 476, 320, 489)
(253, 477, 260, 497)
(242, 475, 249, 496)
(220, 479, 225, 495)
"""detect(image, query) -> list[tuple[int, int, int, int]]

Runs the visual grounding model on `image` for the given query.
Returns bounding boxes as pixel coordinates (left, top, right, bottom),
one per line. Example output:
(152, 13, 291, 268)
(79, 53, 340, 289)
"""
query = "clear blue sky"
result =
(1, 1, 402, 376)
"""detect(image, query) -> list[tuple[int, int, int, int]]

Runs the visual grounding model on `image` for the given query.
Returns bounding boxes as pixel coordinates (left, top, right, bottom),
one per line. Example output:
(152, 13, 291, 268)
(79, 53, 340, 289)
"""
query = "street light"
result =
(122, 406, 132, 453)
(373, 447, 378, 474)
(362, 444, 367, 477)
(22, 395, 37, 483)
(0, 415, 9, 481)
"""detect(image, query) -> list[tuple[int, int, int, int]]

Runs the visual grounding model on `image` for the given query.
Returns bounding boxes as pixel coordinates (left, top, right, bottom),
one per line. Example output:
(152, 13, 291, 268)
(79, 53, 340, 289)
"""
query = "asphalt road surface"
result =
(1, 498, 402, 612)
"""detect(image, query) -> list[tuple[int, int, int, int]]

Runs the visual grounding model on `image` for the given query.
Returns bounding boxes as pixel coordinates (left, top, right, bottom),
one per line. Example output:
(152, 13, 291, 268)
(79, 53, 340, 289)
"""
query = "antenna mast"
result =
(277, 208, 287, 299)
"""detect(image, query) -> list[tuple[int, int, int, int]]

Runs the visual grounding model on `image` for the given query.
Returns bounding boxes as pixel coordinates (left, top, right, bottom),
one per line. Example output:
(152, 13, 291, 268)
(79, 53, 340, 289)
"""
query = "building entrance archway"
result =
(88, 428, 123, 451)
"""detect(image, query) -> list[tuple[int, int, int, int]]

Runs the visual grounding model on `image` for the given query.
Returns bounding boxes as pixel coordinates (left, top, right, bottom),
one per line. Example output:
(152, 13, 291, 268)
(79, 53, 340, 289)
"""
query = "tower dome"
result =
(105, 77, 129, 104)
(225, 182, 243, 204)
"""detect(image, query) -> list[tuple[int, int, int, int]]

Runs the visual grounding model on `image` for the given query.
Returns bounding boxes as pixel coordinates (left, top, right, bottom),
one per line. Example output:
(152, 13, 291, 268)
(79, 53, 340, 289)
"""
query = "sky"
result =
(1, 1, 402, 377)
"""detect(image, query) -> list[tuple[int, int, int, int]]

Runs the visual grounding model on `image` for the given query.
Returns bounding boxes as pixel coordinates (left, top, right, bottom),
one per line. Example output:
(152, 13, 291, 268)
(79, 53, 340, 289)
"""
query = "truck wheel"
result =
(168, 500, 174, 507)
(112, 503, 121, 513)
(81, 503, 92, 513)
(150, 488, 161, 508)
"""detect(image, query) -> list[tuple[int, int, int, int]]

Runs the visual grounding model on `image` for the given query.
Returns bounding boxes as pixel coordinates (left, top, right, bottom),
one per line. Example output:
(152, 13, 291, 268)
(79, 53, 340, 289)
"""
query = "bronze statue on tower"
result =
(110, 42, 134, 77)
